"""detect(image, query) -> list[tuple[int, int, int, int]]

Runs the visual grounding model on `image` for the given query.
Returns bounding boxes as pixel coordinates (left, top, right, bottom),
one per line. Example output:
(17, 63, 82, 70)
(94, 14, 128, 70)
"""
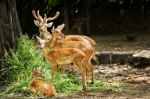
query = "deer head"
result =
(32, 68, 44, 79)
(36, 24, 65, 49)
(32, 10, 60, 39)
(51, 24, 65, 39)
(36, 36, 47, 49)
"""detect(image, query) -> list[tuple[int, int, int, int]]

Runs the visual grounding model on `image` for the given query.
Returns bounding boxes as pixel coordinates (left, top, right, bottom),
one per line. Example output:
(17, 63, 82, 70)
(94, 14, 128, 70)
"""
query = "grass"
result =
(88, 79, 123, 93)
(0, 34, 124, 97)
(1, 35, 47, 96)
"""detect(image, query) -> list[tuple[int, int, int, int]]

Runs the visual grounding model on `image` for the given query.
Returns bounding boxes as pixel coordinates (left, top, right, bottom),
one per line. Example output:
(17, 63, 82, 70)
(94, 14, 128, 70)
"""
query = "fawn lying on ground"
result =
(29, 68, 56, 97)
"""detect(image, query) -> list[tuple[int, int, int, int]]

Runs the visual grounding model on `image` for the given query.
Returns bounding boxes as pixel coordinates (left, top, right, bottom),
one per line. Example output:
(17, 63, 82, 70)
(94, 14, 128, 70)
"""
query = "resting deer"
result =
(37, 35, 91, 94)
(29, 68, 56, 97)
(32, 10, 100, 72)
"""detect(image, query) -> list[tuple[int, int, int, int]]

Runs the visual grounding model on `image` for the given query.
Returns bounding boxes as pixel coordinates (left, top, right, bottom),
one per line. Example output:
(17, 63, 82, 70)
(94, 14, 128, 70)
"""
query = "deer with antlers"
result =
(32, 10, 59, 39)
(32, 10, 99, 72)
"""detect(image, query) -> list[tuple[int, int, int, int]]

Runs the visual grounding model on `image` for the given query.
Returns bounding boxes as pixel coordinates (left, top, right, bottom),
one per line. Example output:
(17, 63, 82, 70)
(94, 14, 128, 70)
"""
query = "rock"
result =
(131, 50, 150, 67)
(92, 50, 150, 68)
(133, 50, 150, 59)
(95, 51, 134, 65)
(134, 76, 150, 82)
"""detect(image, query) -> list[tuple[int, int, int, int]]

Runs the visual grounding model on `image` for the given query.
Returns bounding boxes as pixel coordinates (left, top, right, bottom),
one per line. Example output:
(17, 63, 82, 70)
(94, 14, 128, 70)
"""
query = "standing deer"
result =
(29, 68, 56, 97)
(36, 34, 91, 94)
(49, 24, 94, 82)
(32, 10, 100, 72)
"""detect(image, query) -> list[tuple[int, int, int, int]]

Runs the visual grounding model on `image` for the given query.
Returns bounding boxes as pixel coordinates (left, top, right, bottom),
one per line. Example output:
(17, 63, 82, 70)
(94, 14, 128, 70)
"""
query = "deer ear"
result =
(51, 26, 55, 33)
(36, 68, 40, 72)
(60, 24, 65, 31)
(36, 36, 42, 43)
(47, 34, 52, 39)
(47, 22, 53, 27)
(57, 23, 65, 31)
(32, 68, 35, 71)
(36, 36, 46, 45)
(34, 20, 40, 27)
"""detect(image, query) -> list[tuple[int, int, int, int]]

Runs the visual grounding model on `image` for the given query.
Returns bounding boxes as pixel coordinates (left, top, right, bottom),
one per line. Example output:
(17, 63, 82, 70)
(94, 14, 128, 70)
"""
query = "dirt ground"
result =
(58, 64, 150, 99)
(57, 34, 150, 99)
(94, 34, 150, 51)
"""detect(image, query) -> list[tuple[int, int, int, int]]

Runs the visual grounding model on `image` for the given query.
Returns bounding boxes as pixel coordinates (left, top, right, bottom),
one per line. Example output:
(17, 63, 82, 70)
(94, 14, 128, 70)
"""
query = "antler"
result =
(32, 10, 60, 38)
(32, 10, 60, 25)
(32, 10, 43, 22)
(44, 11, 60, 22)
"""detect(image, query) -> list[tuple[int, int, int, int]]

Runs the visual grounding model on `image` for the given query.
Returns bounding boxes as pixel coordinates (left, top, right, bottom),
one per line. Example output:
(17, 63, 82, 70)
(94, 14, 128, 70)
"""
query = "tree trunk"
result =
(85, 0, 91, 35)
(63, 0, 70, 34)
(0, 0, 22, 69)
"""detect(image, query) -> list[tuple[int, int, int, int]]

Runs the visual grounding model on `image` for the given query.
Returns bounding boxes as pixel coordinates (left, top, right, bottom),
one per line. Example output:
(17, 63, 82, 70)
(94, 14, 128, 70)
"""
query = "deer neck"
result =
(42, 46, 50, 58)
(49, 35, 57, 48)
(42, 38, 55, 56)
(40, 30, 49, 39)
(42, 35, 59, 57)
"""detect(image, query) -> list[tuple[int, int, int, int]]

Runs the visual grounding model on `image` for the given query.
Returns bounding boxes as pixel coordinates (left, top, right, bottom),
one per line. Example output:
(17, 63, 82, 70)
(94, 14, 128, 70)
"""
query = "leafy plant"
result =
(5, 35, 48, 94)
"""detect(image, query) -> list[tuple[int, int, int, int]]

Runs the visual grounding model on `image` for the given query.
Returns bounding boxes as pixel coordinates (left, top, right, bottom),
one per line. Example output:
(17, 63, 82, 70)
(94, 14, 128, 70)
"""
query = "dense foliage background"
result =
(16, 0, 150, 36)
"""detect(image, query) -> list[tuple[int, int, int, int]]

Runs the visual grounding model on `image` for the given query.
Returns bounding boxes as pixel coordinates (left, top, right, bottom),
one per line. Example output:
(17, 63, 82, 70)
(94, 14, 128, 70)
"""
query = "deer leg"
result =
(82, 59, 94, 84)
(82, 73, 87, 96)
(39, 91, 45, 97)
(92, 54, 100, 73)
(80, 68, 87, 96)
(51, 64, 57, 81)
(73, 57, 87, 95)
(60, 65, 64, 73)
(60, 64, 67, 77)
(90, 65, 94, 84)
(57, 65, 64, 73)
(82, 49, 94, 84)
(84, 49, 94, 71)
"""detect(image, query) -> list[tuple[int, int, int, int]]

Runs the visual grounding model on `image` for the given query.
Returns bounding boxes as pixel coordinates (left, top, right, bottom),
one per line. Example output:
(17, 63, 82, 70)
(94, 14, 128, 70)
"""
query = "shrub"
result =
(5, 35, 48, 94)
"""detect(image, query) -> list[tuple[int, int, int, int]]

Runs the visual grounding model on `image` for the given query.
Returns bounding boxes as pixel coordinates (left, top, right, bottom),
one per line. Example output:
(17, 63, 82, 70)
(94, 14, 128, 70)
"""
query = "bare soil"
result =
(94, 34, 150, 51)
(59, 64, 150, 99)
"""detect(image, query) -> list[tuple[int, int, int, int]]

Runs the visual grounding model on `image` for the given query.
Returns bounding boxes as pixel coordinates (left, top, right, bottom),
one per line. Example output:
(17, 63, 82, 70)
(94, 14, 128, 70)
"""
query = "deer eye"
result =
(47, 38, 50, 41)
